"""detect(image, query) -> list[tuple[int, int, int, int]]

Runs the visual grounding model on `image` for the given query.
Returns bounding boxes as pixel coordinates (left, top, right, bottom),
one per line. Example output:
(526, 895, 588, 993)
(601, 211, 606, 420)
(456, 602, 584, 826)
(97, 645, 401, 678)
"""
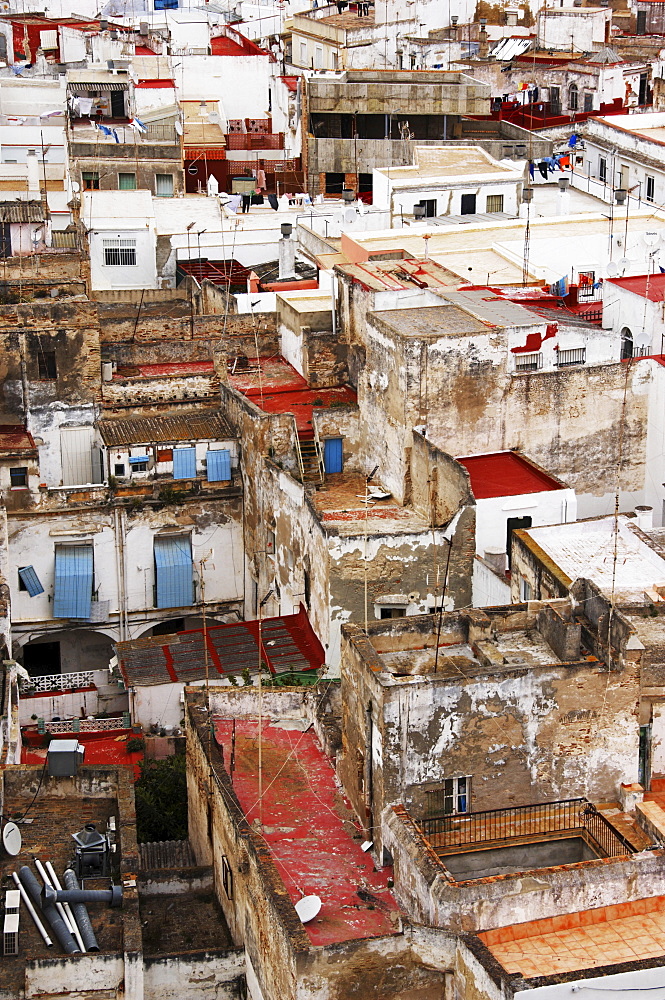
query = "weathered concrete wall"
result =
(313, 405, 362, 472)
(340, 607, 642, 856)
(144, 951, 246, 1000)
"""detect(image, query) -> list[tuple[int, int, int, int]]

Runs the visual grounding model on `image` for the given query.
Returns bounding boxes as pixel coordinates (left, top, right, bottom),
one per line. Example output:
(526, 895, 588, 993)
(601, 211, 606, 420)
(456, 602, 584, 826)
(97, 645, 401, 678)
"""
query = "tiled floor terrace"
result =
(480, 897, 665, 978)
(313, 472, 430, 536)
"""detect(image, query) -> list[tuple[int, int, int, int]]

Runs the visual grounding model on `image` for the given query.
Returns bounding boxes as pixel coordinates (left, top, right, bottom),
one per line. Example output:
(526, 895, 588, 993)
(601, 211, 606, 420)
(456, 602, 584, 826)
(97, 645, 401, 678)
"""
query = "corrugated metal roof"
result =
(67, 81, 128, 91)
(116, 606, 325, 687)
(98, 410, 233, 446)
(490, 36, 533, 61)
(0, 201, 46, 223)
(139, 840, 195, 870)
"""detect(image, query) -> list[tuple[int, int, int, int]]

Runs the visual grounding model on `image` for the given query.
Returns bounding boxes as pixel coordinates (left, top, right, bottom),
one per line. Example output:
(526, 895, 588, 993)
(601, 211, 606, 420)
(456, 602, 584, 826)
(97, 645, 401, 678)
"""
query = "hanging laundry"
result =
(78, 97, 93, 115)
(267, 193, 279, 210)
(98, 124, 114, 138)
(227, 194, 242, 213)
(532, 86, 539, 102)
(538, 161, 549, 179)
(112, 129, 120, 143)
(529, 161, 535, 179)
(256, 168, 266, 189)
(568, 133, 578, 148)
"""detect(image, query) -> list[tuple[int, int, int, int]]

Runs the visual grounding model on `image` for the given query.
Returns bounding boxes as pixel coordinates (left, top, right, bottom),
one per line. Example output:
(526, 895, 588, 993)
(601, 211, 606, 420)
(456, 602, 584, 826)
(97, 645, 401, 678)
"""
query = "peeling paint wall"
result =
(340, 607, 641, 857)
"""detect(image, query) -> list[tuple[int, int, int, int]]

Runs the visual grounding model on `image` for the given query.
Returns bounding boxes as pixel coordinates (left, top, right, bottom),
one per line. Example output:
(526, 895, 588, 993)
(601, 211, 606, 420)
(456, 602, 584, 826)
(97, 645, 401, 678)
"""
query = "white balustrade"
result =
(29, 671, 95, 694)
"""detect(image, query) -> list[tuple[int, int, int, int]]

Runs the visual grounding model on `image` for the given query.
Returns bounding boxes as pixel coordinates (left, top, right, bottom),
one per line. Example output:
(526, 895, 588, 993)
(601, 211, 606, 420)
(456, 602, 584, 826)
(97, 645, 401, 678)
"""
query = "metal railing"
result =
(557, 347, 586, 367)
(515, 352, 543, 372)
(419, 798, 635, 858)
(29, 670, 95, 693)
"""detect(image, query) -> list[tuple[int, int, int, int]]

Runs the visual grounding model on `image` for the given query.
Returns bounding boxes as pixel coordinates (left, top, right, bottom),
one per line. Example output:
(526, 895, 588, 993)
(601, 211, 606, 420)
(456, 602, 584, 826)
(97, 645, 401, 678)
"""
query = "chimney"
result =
(479, 18, 489, 57)
(26, 149, 40, 198)
(278, 222, 296, 280)
(635, 505, 654, 531)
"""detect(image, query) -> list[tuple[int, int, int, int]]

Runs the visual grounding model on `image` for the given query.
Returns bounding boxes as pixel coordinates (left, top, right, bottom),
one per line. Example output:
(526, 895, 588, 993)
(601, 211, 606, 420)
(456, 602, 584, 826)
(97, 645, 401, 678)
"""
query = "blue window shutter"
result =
(173, 447, 196, 480)
(206, 449, 231, 482)
(154, 535, 193, 609)
(18, 565, 44, 597)
(129, 455, 149, 465)
(324, 438, 343, 474)
(53, 546, 93, 619)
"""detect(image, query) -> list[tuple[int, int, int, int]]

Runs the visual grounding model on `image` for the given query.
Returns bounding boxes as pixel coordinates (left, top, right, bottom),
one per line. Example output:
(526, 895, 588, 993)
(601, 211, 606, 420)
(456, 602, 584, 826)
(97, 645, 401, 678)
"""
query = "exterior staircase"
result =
(295, 434, 325, 484)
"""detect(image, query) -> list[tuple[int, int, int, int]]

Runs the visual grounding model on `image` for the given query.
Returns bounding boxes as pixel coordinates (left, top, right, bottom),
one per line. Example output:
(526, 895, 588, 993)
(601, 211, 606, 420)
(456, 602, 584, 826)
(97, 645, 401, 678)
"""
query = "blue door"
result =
(324, 438, 343, 474)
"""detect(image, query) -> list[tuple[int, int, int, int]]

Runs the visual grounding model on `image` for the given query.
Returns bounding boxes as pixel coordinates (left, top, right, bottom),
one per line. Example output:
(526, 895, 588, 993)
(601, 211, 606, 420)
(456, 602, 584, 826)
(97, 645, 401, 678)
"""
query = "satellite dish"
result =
(619, 257, 631, 271)
(643, 231, 659, 247)
(606, 262, 619, 277)
(207, 112, 221, 125)
(344, 208, 356, 223)
(2, 822, 22, 857)
(295, 895, 321, 923)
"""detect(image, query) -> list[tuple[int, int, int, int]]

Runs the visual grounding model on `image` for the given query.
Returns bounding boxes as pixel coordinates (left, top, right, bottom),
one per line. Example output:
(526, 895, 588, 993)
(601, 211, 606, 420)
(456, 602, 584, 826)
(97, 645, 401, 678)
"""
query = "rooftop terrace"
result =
(213, 717, 400, 946)
(479, 896, 665, 979)
(312, 472, 432, 536)
(227, 355, 356, 436)
(457, 451, 568, 500)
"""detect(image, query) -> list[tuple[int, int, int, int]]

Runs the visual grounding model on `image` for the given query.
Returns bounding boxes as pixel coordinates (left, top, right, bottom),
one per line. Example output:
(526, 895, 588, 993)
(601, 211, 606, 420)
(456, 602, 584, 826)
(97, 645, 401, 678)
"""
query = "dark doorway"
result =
(417, 199, 437, 218)
(152, 618, 185, 636)
(110, 91, 126, 118)
(325, 172, 345, 194)
(506, 515, 532, 566)
(23, 641, 61, 677)
(637, 10, 647, 34)
(639, 72, 648, 106)
(461, 193, 477, 215)
(639, 724, 652, 789)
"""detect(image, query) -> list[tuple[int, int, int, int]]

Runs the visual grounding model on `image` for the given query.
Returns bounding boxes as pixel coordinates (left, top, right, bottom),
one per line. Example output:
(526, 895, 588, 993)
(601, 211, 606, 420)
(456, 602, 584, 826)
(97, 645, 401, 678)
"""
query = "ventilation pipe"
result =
(43, 882, 123, 908)
(63, 870, 100, 951)
(278, 222, 296, 280)
(18, 867, 80, 954)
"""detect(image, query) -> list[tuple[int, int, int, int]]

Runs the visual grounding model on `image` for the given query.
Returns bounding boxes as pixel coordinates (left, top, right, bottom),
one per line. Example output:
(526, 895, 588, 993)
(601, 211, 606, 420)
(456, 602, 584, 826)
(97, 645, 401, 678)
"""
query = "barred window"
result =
(103, 238, 137, 266)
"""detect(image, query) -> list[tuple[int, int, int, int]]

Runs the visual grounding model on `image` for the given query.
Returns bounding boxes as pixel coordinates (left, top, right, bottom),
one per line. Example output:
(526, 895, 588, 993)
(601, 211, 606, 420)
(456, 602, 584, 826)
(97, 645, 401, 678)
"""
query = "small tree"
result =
(135, 754, 188, 843)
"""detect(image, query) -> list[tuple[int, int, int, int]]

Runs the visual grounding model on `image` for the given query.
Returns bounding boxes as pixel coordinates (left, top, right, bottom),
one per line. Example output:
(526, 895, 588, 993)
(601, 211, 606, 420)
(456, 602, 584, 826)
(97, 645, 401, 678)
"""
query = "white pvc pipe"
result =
(46, 861, 86, 953)
(11, 871, 53, 947)
(34, 859, 77, 940)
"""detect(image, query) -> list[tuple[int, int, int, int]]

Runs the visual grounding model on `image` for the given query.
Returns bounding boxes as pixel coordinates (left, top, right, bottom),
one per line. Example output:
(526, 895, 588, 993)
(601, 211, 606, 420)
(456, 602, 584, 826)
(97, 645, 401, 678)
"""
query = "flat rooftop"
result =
(480, 896, 665, 979)
(0, 770, 121, 994)
(457, 451, 567, 500)
(377, 145, 520, 180)
(213, 718, 400, 946)
(313, 472, 432, 536)
(372, 303, 488, 338)
(607, 274, 665, 302)
(518, 515, 665, 602)
(337, 257, 458, 291)
(592, 111, 665, 145)
(227, 356, 356, 436)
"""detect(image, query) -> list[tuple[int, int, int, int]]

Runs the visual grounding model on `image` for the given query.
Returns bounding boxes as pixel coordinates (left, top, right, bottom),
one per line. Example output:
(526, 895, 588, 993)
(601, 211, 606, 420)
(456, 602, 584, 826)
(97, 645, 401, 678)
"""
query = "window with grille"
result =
(37, 349, 57, 379)
(103, 239, 137, 266)
(647, 175, 655, 202)
(425, 777, 471, 817)
(82, 171, 99, 190)
(557, 347, 586, 367)
(486, 194, 504, 213)
(10, 467, 27, 487)
(583, 92, 593, 112)
(515, 352, 542, 372)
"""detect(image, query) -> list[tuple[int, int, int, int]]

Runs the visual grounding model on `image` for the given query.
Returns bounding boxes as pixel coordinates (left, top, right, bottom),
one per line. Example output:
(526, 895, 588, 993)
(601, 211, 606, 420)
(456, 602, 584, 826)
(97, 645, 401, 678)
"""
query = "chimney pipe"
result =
(26, 149, 40, 198)
(278, 225, 296, 280)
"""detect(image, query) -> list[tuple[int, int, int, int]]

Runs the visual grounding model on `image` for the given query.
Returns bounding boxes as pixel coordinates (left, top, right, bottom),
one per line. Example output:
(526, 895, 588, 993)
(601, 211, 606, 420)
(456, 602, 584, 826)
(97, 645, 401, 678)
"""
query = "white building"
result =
(456, 450, 577, 606)
(602, 273, 665, 359)
(373, 144, 525, 222)
(537, 6, 610, 53)
(581, 112, 665, 209)
(83, 189, 157, 291)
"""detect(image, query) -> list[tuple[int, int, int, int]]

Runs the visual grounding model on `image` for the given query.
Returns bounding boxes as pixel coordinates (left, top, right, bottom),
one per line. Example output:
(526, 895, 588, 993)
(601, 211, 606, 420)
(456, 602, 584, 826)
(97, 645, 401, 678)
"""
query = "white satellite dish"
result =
(619, 257, 631, 271)
(643, 231, 659, 247)
(295, 895, 322, 923)
(2, 821, 22, 857)
(606, 261, 619, 277)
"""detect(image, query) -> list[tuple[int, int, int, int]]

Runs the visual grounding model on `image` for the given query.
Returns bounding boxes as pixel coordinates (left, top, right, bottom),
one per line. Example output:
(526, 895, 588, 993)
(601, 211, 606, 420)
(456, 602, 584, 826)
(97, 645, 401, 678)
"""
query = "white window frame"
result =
(426, 776, 471, 816)
(103, 238, 137, 267)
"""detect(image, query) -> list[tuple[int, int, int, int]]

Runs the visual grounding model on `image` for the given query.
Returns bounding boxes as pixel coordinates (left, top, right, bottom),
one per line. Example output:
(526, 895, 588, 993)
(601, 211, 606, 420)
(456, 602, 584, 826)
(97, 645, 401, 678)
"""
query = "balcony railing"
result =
(29, 670, 95, 693)
(556, 347, 586, 368)
(418, 798, 635, 858)
(38, 714, 131, 734)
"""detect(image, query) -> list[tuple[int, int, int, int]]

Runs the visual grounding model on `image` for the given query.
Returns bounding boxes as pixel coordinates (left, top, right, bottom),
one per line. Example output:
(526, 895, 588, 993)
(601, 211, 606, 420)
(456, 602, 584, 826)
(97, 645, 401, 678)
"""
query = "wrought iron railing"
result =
(29, 670, 95, 693)
(418, 798, 635, 858)
(38, 714, 130, 734)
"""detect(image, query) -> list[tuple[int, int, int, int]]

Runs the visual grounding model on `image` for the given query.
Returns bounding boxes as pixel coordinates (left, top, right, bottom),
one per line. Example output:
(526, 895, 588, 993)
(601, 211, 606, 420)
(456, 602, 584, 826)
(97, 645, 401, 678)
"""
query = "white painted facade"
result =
(372, 145, 525, 221)
(472, 486, 578, 565)
(602, 277, 665, 357)
(581, 113, 665, 212)
(83, 190, 158, 291)
(537, 6, 610, 52)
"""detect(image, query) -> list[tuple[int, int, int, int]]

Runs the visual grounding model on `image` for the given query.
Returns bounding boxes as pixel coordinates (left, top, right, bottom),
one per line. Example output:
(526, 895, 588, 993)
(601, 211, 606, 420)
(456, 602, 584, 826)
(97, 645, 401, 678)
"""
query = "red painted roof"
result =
(135, 44, 156, 54)
(606, 274, 665, 301)
(457, 451, 566, 499)
(210, 30, 268, 56)
(213, 717, 400, 946)
(228, 356, 357, 436)
(281, 75, 299, 92)
(136, 79, 175, 88)
(113, 361, 215, 379)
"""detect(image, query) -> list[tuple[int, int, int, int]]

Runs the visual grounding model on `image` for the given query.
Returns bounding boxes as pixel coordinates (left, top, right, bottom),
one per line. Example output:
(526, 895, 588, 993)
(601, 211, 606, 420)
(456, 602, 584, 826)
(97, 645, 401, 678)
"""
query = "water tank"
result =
(47, 740, 85, 777)
(102, 362, 113, 382)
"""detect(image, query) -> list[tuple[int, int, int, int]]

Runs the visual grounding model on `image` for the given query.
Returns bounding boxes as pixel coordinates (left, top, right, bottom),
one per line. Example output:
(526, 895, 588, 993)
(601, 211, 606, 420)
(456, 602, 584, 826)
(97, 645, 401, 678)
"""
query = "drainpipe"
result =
(114, 506, 128, 642)
(18, 867, 80, 954)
